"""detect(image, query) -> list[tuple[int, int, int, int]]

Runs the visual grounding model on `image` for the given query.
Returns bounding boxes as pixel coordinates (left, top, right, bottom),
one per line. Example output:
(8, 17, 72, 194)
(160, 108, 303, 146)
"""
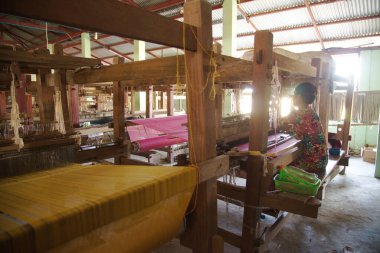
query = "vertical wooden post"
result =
(146, 85, 153, 118)
(53, 43, 73, 132)
(113, 56, 125, 142)
(342, 76, 354, 152)
(16, 74, 27, 115)
(242, 30, 273, 253)
(160, 91, 164, 109)
(0, 92, 6, 117)
(125, 86, 129, 113)
(36, 69, 55, 123)
(167, 85, 174, 116)
(70, 85, 80, 128)
(235, 89, 241, 114)
(131, 88, 136, 115)
(311, 58, 322, 115)
(113, 56, 125, 164)
(318, 62, 331, 141)
(215, 85, 223, 140)
(181, 0, 218, 252)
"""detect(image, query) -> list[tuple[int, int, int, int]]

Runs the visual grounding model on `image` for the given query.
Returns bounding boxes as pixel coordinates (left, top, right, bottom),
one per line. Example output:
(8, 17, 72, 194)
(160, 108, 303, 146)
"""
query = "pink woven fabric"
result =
(127, 115, 188, 152)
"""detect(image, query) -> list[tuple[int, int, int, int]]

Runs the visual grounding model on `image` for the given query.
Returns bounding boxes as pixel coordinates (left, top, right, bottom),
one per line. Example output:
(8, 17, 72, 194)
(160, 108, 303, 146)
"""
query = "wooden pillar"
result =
(342, 76, 354, 152)
(0, 92, 6, 117)
(181, 0, 218, 252)
(16, 74, 27, 115)
(53, 43, 73, 132)
(113, 56, 125, 142)
(318, 62, 331, 141)
(70, 85, 80, 128)
(235, 89, 241, 114)
(242, 30, 273, 253)
(167, 85, 174, 116)
(131, 88, 136, 115)
(36, 58, 55, 123)
(215, 85, 223, 140)
(125, 86, 129, 113)
(160, 91, 164, 109)
(146, 85, 153, 118)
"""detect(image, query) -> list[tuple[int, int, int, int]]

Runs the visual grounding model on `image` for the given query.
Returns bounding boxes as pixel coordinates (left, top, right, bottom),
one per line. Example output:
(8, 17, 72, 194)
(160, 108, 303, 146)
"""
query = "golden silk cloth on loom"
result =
(0, 164, 196, 253)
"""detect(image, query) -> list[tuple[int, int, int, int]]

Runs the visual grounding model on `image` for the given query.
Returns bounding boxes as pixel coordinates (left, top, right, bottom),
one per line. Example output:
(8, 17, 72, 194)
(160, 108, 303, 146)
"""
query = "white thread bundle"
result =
(10, 72, 24, 150)
(54, 90, 66, 134)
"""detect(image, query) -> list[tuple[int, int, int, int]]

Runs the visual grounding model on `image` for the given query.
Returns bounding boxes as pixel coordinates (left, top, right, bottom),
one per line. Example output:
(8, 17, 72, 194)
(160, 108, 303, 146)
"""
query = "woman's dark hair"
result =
(294, 82, 317, 105)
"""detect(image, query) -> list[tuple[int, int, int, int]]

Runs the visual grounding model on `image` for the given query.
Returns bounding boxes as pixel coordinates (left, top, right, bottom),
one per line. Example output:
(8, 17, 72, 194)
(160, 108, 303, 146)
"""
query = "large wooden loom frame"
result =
(0, 0, 353, 252)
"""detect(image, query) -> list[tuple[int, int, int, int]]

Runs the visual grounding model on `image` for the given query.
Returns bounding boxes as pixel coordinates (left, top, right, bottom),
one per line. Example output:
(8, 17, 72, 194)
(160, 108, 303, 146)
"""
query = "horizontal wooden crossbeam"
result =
(0, 0, 197, 51)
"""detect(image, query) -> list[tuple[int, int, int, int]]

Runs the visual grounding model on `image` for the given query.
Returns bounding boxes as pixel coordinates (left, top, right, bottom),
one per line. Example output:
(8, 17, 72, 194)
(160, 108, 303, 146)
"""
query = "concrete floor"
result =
(154, 157, 380, 253)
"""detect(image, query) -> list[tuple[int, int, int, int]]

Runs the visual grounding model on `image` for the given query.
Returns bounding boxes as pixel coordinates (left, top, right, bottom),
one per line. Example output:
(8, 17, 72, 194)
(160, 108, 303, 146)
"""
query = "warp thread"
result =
(10, 70, 24, 151)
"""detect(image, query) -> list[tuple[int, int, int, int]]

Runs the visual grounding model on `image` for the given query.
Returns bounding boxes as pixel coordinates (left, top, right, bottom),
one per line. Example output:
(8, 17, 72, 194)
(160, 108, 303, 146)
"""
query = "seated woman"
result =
(283, 82, 328, 175)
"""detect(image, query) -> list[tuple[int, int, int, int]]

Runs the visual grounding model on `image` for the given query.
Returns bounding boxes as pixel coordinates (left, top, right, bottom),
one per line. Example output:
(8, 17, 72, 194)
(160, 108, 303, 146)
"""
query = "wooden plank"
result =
(0, 0, 197, 51)
(274, 52, 316, 77)
(242, 30, 273, 253)
(267, 147, 302, 174)
(53, 44, 73, 132)
(113, 56, 125, 142)
(217, 227, 242, 248)
(167, 85, 174, 116)
(119, 157, 153, 166)
(217, 181, 246, 202)
(342, 78, 354, 152)
(36, 70, 55, 123)
(146, 85, 153, 118)
(0, 48, 100, 69)
(180, 1, 217, 252)
(318, 62, 331, 141)
(0, 92, 6, 117)
(197, 155, 229, 183)
(262, 212, 293, 245)
(260, 192, 320, 218)
(75, 144, 125, 163)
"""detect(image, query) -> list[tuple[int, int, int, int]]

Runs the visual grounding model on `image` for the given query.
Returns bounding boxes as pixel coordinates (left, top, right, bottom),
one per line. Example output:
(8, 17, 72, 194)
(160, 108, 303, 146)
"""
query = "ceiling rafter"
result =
(0, 24, 30, 49)
(304, 0, 325, 49)
(237, 4, 258, 32)
(94, 40, 134, 62)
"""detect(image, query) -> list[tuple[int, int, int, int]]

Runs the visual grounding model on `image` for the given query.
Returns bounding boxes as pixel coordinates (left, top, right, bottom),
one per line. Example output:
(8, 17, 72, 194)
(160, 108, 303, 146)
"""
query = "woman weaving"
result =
(282, 82, 328, 175)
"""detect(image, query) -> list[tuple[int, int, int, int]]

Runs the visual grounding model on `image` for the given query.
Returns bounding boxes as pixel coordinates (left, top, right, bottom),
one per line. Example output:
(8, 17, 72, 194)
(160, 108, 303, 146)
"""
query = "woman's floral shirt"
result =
(289, 107, 328, 173)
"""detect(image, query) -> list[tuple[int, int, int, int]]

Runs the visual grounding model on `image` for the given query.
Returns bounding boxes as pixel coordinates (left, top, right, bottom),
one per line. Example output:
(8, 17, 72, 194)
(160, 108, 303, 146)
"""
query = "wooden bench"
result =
(316, 150, 349, 199)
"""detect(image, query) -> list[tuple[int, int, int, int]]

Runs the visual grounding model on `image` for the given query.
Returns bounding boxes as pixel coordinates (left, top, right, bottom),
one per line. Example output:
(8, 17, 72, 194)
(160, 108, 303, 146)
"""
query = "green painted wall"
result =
(329, 50, 380, 151)
(348, 50, 380, 150)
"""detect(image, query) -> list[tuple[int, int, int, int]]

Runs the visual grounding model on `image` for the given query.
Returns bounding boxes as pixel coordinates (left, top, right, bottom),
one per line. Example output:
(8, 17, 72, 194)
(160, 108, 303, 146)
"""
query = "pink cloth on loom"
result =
(127, 115, 188, 151)
(128, 115, 188, 142)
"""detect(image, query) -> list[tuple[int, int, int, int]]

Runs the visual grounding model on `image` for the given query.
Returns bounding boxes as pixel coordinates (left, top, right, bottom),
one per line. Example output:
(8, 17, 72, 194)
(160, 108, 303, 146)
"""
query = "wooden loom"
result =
(0, 1, 354, 253)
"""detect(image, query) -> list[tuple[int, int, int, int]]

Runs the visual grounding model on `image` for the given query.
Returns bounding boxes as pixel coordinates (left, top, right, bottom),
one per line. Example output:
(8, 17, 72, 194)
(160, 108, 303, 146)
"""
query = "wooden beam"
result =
(0, 0, 197, 51)
(130, 88, 136, 115)
(318, 62, 331, 142)
(75, 144, 125, 163)
(72, 52, 316, 85)
(342, 77, 354, 152)
(112, 56, 125, 145)
(146, 85, 153, 118)
(198, 155, 229, 183)
(0, 48, 100, 69)
(180, 0, 218, 252)
(242, 30, 273, 253)
(53, 43, 73, 132)
(167, 85, 174, 116)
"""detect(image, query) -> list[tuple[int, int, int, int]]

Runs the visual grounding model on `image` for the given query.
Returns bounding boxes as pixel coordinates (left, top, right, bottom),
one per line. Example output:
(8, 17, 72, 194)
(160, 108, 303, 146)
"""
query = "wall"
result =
(350, 50, 380, 150)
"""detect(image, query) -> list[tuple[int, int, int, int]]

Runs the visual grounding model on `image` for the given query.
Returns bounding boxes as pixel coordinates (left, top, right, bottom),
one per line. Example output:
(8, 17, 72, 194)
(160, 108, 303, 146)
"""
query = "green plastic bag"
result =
(275, 166, 321, 196)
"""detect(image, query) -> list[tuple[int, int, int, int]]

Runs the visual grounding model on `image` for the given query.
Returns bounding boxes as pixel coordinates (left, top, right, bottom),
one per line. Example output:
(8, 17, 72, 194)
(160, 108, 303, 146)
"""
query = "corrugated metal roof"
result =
(236, 19, 255, 36)
(236, 36, 255, 50)
(312, 0, 380, 23)
(97, 36, 125, 45)
(133, 0, 167, 8)
(274, 27, 318, 45)
(212, 23, 223, 38)
(239, 0, 304, 16)
(324, 35, 380, 49)
(319, 18, 380, 40)
(112, 43, 134, 54)
(276, 43, 322, 53)
(250, 7, 311, 30)
(92, 48, 114, 58)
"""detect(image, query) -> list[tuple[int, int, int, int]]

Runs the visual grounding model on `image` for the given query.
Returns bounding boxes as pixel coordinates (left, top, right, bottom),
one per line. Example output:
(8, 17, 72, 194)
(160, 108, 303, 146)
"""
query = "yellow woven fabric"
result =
(0, 164, 196, 253)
